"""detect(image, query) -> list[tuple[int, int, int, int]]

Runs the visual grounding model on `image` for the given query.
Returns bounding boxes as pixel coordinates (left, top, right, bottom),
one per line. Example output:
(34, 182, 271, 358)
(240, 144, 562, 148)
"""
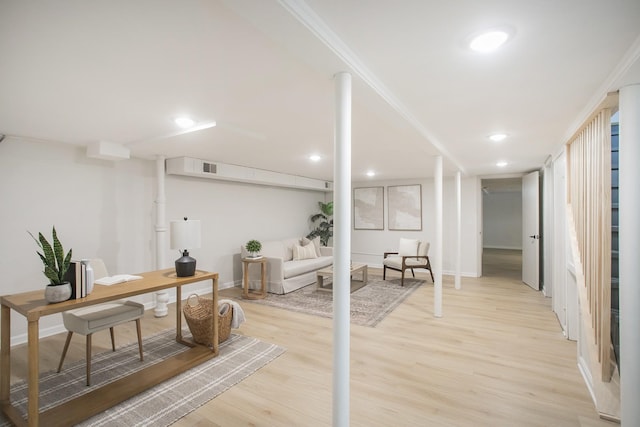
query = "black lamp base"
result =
(175, 250, 196, 277)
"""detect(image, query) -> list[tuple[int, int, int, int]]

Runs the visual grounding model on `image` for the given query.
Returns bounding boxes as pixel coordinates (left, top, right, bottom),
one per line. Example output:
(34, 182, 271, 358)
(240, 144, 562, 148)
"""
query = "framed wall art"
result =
(353, 186, 384, 230)
(388, 184, 422, 231)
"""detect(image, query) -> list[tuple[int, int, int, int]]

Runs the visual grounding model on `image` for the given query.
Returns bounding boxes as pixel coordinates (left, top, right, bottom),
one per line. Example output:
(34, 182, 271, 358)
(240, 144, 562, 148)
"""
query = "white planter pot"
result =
(44, 282, 72, 303)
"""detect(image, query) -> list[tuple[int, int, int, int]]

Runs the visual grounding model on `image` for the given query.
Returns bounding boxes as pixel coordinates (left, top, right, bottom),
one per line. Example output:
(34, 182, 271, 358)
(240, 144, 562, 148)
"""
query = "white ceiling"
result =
(1, 0, 639, 182)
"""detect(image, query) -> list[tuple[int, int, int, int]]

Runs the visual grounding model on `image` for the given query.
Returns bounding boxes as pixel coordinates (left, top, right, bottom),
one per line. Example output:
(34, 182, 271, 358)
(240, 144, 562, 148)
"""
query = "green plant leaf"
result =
(29, 227, 71, 285)
(38, 232, 55, 268)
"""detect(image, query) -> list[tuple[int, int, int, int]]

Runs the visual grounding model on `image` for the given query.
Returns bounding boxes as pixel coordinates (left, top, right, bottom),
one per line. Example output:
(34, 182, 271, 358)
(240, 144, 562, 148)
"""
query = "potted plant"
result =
(245, 239, 262, 258)
(307, 201, 333, 246)
(29, 226, 73, 303)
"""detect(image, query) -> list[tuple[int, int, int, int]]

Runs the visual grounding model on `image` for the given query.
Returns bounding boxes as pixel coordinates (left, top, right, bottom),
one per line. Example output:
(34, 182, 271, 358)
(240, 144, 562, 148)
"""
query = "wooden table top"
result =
(0, 269, 217, 320)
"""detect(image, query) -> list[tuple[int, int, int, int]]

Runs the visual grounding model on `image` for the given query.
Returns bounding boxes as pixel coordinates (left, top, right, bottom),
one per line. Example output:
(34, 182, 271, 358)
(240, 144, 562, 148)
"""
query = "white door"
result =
(522, 171, 540, 290)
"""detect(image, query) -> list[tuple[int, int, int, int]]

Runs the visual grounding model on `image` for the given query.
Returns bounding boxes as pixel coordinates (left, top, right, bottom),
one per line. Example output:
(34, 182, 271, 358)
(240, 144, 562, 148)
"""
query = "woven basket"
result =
(183, 294, 232, 346)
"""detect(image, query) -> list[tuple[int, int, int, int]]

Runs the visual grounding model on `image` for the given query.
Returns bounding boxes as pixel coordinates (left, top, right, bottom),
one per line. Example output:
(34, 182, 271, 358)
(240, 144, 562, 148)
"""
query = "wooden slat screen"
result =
(566, 108, 612, 382)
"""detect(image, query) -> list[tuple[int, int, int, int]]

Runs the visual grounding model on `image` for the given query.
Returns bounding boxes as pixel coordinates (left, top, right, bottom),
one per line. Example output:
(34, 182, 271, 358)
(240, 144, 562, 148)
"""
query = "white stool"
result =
(57, 301, 145, 385)
(56, 259, 145, 386)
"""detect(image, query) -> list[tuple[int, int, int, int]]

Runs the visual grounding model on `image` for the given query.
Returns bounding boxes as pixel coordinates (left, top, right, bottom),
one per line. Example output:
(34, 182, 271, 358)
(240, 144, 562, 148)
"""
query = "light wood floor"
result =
(8, 250, 616, 426)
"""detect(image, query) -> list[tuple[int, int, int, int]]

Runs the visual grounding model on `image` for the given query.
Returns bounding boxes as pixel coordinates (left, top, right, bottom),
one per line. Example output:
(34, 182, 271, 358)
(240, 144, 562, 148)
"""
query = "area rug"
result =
(249, 274, 424, 327)
(0, 329, 285, 427)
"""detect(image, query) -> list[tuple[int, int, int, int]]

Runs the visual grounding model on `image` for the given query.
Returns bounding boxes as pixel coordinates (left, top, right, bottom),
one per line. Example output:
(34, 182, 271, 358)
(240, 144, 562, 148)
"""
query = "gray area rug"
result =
(1, 330, 284, 427)
(250, 274, 424, 327)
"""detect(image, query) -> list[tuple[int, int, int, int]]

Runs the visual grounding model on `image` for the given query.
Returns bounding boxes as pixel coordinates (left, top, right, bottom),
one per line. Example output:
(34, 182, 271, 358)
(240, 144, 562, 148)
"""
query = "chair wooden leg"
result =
(86, 334, 92, 386)
(383, 266, 387, 280)
(135, 319, 144, 362)
(109, 327, 116, 351)
(57, 331, 73, 373)
(411, 268, 415, 278)
(401, 269, 405, 287)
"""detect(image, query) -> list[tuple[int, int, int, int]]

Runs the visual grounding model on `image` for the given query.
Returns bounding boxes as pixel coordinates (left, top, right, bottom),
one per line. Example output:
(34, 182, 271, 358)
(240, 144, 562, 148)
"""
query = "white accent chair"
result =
(383, 238, 434, 286)
(57, 259, 145, 386)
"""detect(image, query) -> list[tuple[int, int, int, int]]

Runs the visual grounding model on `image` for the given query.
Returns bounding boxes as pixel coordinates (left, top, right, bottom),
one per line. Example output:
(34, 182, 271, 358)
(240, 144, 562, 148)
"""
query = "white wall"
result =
(482, 190, 522, 250)
(351, 176, 481, 277)
(0, 138, 325, 343)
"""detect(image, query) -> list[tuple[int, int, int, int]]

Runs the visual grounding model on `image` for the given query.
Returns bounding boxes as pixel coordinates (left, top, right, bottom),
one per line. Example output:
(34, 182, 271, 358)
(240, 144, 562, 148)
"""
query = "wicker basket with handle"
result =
(183, 294, 232, 345)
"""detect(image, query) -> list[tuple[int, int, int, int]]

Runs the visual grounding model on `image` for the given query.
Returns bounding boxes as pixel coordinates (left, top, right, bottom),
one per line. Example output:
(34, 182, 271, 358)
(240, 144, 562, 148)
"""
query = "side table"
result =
(242, 257, 267, 299)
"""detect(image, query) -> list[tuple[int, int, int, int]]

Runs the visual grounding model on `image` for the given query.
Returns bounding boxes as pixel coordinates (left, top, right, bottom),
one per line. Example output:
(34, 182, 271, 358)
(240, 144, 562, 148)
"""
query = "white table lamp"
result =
(170, 217, 201, 277)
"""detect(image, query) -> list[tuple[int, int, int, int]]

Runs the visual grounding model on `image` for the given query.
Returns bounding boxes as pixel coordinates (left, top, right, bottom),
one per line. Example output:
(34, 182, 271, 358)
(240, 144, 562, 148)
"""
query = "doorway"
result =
(481, 178, 523, 280)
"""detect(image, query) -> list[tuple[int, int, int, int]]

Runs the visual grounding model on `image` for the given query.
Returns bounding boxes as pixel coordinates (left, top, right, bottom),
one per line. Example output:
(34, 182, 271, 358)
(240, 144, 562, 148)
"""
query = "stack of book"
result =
(63, 261, 89, 299)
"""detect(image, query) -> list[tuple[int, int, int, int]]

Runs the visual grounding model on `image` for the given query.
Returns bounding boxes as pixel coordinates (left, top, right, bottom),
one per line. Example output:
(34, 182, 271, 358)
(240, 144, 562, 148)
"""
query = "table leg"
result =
(260, 262, 266, 297)
(242, 262, 249, 298)
(0, 304, 10, 405)
(176, 286, 182, 342)
(212, 277, 219, 355)
(27, 319, 39, 426)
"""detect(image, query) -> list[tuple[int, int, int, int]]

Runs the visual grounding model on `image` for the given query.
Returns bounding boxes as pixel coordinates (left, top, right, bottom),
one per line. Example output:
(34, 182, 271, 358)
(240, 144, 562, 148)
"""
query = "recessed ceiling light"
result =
(366, 171, 375, 177)
(489, 133, 507, 142)
(469, 30, 509, 53)
(175, 117, 195, 128)
(309, 154, 321, 162)
(496, 161, 508, 167)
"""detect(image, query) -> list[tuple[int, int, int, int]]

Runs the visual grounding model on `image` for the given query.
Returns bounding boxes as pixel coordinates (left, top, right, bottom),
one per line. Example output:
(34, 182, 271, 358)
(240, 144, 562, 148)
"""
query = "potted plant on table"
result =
(245, 239, 262, 258)
(29, 226, 73, 303)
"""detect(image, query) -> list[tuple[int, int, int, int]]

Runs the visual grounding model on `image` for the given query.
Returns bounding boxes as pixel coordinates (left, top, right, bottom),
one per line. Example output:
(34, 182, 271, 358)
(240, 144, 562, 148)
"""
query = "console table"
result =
(0, 268, 218, 427)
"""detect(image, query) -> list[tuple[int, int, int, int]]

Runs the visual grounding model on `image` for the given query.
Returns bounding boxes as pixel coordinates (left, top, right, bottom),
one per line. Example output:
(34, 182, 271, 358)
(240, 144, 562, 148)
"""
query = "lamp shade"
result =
(170, 218, 201, 250)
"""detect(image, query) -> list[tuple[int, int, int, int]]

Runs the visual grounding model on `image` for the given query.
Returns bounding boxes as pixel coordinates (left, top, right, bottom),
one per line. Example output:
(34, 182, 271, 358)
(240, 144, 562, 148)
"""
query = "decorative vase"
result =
(44, 282, 72, 303)
(82, 259, 95, 294)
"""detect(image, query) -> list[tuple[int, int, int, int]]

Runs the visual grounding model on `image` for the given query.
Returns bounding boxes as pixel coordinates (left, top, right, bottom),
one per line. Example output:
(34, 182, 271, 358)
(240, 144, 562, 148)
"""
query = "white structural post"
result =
(455, 170, 462, 290)
(619, 83, 640, 426)
(333, 71, 351, 427)
(434, 155, 443, 317)
(154, 155, 169, 317)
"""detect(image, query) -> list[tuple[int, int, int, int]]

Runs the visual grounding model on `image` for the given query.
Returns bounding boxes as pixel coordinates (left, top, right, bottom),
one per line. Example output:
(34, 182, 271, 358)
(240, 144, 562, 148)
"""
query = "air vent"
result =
(203, 162, 217, 174)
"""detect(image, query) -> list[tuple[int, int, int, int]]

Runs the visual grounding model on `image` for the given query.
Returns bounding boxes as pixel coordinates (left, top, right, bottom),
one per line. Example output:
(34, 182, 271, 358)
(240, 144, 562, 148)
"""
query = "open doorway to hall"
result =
(481, 178, 523, 281)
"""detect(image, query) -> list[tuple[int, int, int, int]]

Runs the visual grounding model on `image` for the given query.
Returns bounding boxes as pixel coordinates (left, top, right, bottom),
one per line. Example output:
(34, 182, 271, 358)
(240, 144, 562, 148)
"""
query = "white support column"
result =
(333, 71, 351, 427)
(619, 83, 640, 426)
(434, 155, 443, 317)
(455, 170, 462, 290)
(154, 155, 169, 317)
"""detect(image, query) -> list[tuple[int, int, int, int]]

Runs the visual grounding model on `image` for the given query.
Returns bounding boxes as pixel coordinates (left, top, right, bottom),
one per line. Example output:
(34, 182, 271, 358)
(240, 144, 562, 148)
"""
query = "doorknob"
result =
(529, 234, 540, 239)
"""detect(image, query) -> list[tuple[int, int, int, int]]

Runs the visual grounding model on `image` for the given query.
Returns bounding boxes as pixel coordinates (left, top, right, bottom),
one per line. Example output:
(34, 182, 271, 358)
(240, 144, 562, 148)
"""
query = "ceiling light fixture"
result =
(366, 171, 375, 177)
(469, 30, 509, 53)
(496, 161, 508, 167)
(489, 133, 507, 142)
(309, 154, 321, 162)
(175, 117, 195, 129)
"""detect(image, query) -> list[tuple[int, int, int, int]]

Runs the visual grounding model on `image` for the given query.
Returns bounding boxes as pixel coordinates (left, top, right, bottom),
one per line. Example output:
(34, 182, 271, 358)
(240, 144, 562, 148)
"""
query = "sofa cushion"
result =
(398, 238, 419, 256)
(301, 236, 322, 257)
(283, 256, 333, 279)
(282, 238, 300, 261)
(293, 243, 317, 260)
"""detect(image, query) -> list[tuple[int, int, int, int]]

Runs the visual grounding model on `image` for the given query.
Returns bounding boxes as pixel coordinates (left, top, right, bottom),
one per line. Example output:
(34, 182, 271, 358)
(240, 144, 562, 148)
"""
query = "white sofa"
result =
(241, 237, 333, 294)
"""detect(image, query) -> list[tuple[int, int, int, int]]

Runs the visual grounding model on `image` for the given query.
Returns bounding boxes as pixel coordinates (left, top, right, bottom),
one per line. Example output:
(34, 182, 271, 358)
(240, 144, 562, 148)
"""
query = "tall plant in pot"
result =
(307, 201, 333, 246)
(29, 226, 73, 303)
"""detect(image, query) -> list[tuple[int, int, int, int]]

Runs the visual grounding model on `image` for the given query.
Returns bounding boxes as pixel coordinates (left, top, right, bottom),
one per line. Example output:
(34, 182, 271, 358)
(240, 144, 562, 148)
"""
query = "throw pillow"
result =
(293, 243, 318, 260)
(301, 236, 322, 257)
(398, 238, 419, 256)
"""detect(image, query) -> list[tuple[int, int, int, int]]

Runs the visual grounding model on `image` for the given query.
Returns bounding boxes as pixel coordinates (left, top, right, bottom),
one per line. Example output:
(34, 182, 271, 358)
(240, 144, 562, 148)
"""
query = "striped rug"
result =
(1, 330, 284, 427)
